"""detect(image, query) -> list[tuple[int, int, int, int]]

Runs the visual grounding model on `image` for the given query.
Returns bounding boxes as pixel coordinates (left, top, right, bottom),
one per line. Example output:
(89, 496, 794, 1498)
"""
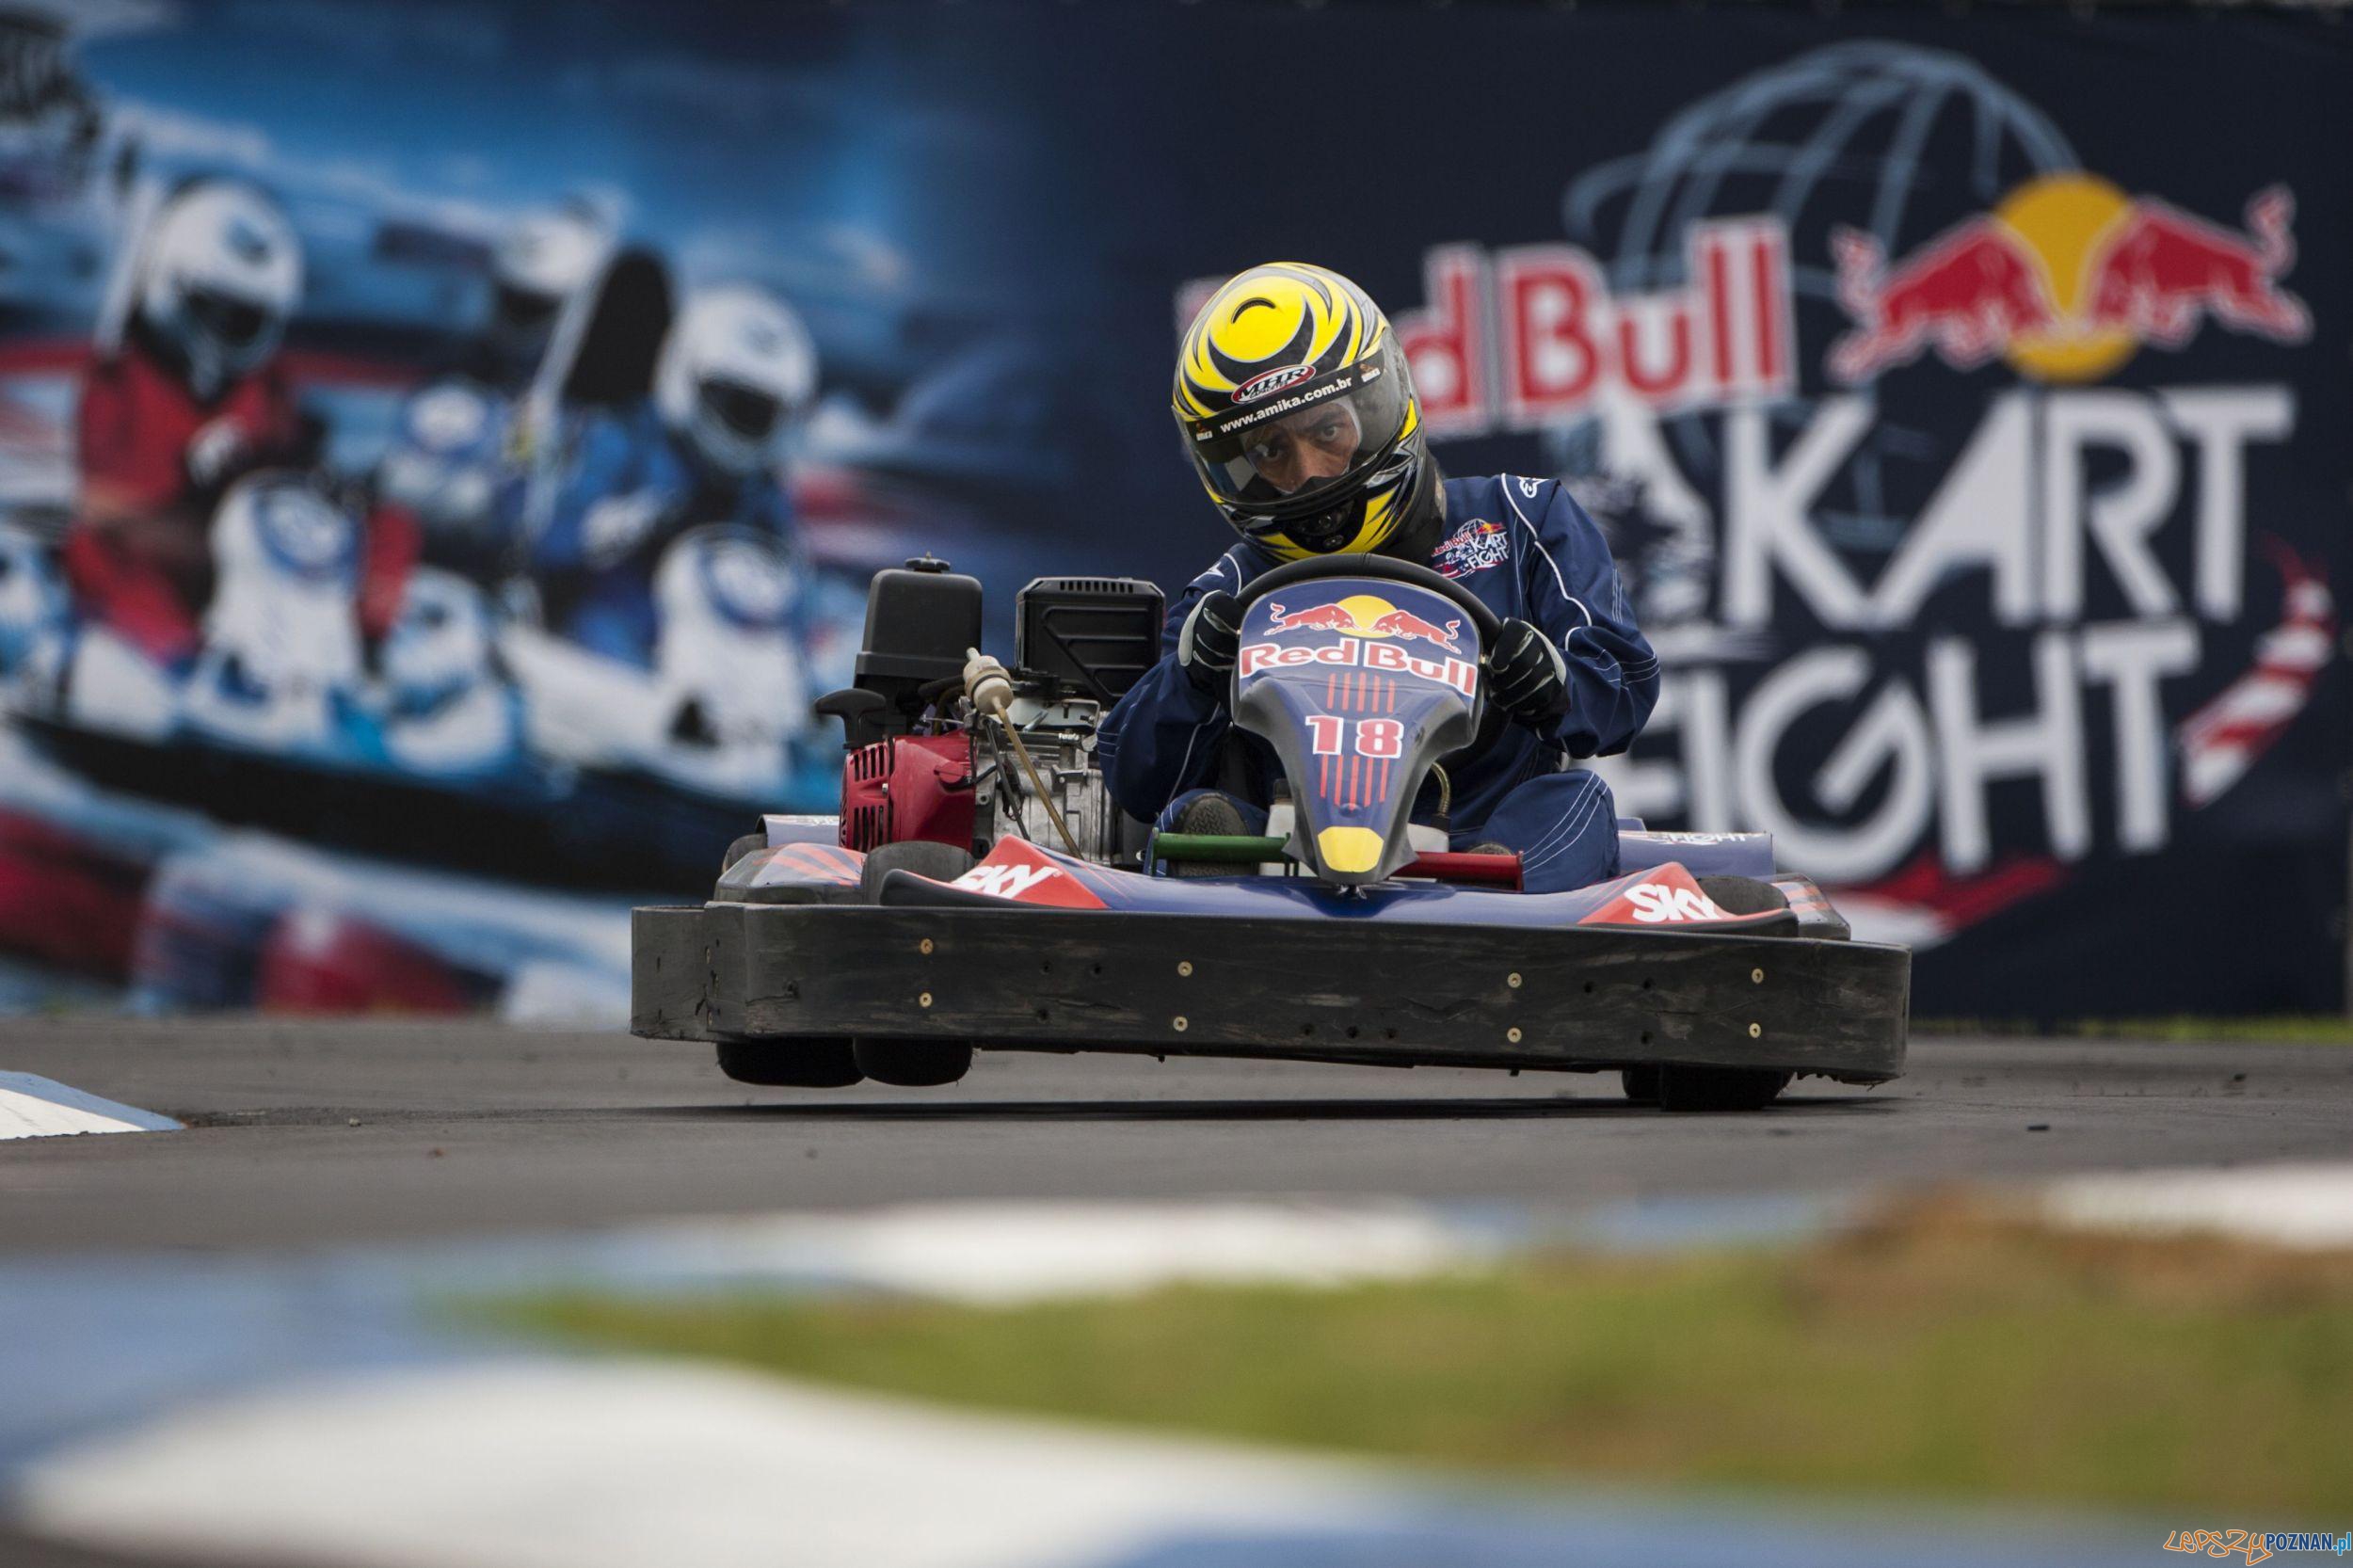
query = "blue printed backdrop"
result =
(0, 0, 2344, 1017)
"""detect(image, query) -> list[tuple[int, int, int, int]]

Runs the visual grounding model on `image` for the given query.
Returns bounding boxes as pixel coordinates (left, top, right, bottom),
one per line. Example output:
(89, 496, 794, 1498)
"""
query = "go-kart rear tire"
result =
(851, 842, 980, 1087)
(722, 833, 765, 873)
(1621, 1065, 1662, 1106)
(715, 1037, 864, 1088)
(854, 1037, 974, 1087)
(1656, 1065, 1789, 1112)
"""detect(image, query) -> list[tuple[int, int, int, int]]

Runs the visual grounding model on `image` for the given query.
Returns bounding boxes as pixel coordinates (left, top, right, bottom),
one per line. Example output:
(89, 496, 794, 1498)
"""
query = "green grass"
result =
(489, 1208, 2353, 1516)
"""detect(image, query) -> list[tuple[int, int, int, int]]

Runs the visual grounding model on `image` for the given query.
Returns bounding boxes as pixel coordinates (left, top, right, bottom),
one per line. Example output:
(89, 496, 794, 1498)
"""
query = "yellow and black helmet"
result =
(1175, 262, 1437, 560)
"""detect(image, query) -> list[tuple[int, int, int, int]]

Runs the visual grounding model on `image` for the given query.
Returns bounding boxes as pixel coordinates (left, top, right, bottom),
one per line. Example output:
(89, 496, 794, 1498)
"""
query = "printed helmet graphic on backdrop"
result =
(138, 181, 305, 399)
(656, 285, 818, 476)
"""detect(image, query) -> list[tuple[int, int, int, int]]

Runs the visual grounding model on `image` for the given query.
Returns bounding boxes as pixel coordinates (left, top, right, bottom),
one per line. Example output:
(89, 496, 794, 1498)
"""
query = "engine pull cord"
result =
(963, 648, 1082, 856)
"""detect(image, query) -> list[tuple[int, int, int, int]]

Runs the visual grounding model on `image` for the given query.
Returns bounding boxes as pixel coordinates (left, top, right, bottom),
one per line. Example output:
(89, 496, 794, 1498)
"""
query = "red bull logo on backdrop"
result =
(1178, 220, 1796, 438)
(1830, 173, 2311, 385)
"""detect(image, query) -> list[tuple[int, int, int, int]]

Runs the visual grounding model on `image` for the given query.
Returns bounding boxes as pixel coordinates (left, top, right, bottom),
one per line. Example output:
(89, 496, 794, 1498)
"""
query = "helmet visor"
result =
(185, 287, 273, 355)
(493, 281, 563, 336)
(1185, 333, 1408, 517)
(701, 376, 784, 445)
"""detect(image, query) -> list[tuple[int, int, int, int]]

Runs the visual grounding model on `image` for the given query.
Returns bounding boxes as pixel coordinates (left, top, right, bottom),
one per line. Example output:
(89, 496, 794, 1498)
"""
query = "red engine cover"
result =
(840, 733, 976, 853)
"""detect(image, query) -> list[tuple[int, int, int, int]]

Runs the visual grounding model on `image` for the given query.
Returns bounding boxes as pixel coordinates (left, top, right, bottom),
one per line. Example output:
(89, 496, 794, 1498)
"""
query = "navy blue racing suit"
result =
(529, 403, 793, 668)
(1097, 475, 1659, 892)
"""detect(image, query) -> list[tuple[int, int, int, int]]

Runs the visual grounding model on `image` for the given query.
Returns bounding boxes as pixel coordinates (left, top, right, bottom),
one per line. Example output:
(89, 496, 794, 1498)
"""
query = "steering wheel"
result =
(1236, 553, 1501, 643)
(1233, 552, 1512, 768)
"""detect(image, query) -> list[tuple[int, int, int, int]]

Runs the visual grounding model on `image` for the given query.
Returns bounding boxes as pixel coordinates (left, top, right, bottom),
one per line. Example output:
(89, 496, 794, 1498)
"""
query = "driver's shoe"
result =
(1168, 792, 1247, 877)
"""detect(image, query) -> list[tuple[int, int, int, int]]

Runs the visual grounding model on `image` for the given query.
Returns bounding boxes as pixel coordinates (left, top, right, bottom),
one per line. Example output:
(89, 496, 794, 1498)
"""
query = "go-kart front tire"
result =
(847, 842, 984, 1087)
(851, 842, 980, 1087)
(715, 1038, 864, 1088)
(1628, 876, 1814, 1112)
(854, 1038, 975, 1087)
(1655, 1065, 1789, 1112)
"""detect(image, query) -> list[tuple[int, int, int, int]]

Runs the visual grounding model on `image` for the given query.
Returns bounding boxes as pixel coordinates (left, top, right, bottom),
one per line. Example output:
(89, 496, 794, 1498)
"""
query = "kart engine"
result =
(969, 687, 1133, 861)
(823, 561, 1161, 864)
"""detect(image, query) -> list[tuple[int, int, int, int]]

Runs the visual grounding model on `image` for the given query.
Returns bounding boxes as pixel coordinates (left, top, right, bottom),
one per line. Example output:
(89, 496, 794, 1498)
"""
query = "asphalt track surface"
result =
(4, 1017, 2350, 1254)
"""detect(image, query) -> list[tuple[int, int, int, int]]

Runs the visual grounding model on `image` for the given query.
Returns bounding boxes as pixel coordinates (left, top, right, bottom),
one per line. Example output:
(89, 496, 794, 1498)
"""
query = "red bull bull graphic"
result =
(1260, 601, 1361, 634)
(1263, 596, 1462, 650)
(1366, 608, 1464, 651)
(2085, 187, 2308, 347)
(1830, 173, 2311, 386)
(1828, 219, 2059, 381)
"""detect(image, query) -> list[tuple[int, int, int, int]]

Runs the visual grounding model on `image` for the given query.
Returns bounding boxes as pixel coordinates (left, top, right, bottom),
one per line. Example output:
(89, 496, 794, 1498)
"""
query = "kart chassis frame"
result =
(633, 903, 1909, 1080)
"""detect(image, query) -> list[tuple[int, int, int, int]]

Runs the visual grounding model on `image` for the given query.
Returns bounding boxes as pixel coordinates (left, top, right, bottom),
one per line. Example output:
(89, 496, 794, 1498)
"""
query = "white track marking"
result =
(17, 1360, 1371, 1568)
(615, 1200, 1499, 1304)
(0, 1074, 180, 1140)
(2041, 1162, 2353, 1249)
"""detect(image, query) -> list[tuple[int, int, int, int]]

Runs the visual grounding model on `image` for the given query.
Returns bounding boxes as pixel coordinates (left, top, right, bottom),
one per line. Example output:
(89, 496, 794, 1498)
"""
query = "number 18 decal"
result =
(1306, 715, 1403, 758)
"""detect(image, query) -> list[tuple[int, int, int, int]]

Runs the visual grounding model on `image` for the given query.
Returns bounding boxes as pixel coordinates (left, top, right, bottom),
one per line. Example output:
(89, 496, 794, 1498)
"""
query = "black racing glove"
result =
(1489, 617, 1571, 726)
(1176, 589, 1242, 697)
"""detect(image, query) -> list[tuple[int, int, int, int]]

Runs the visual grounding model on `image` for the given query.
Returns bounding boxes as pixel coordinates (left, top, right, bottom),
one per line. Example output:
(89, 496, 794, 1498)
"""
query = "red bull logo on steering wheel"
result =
(1262, 593, 1463, 651)
(1831, 171, 2310, 385)
(1243, 590, 1478, 699)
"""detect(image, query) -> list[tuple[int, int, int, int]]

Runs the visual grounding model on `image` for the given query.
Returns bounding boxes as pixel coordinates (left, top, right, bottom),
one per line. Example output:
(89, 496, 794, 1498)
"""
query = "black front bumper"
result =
(634, 903, 1909, 1081)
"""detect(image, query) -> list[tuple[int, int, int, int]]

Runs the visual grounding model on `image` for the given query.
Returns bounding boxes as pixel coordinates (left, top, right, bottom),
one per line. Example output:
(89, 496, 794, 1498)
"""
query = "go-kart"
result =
(632, 554, 1909, 1111)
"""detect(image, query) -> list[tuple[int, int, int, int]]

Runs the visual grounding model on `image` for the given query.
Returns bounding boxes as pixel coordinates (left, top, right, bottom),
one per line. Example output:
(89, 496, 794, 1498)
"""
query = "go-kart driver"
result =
(527, 284, 816, 668)
(1099, 262, 1658, 893)
(67, 181, 324, 666)
(369, 202, 608, 597)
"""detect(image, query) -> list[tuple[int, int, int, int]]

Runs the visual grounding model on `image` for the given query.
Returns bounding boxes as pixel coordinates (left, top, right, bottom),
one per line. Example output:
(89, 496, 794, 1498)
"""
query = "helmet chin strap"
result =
(1289, 509, 1356, 553)
(1241, 440, 1443, 561)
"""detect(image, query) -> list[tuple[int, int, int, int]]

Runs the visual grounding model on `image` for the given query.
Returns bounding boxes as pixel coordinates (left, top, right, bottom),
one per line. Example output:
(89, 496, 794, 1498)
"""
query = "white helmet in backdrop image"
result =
(648, 524, 803, 796)
(184, 475, 360, 752)
(655, 286, 816, 475)
(488, 204, 604, 370)
(137, 182, 303, 398)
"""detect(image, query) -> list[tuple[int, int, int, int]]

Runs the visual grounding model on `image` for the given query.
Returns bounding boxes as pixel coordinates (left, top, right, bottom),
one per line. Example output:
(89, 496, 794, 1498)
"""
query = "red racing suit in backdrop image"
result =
(65, 328, 312, 665)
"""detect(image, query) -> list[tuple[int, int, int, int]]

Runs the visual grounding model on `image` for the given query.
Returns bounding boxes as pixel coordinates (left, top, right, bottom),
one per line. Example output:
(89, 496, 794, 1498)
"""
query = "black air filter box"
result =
(855, 555, 984, 694)
(1015, 576, 1165, 702)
